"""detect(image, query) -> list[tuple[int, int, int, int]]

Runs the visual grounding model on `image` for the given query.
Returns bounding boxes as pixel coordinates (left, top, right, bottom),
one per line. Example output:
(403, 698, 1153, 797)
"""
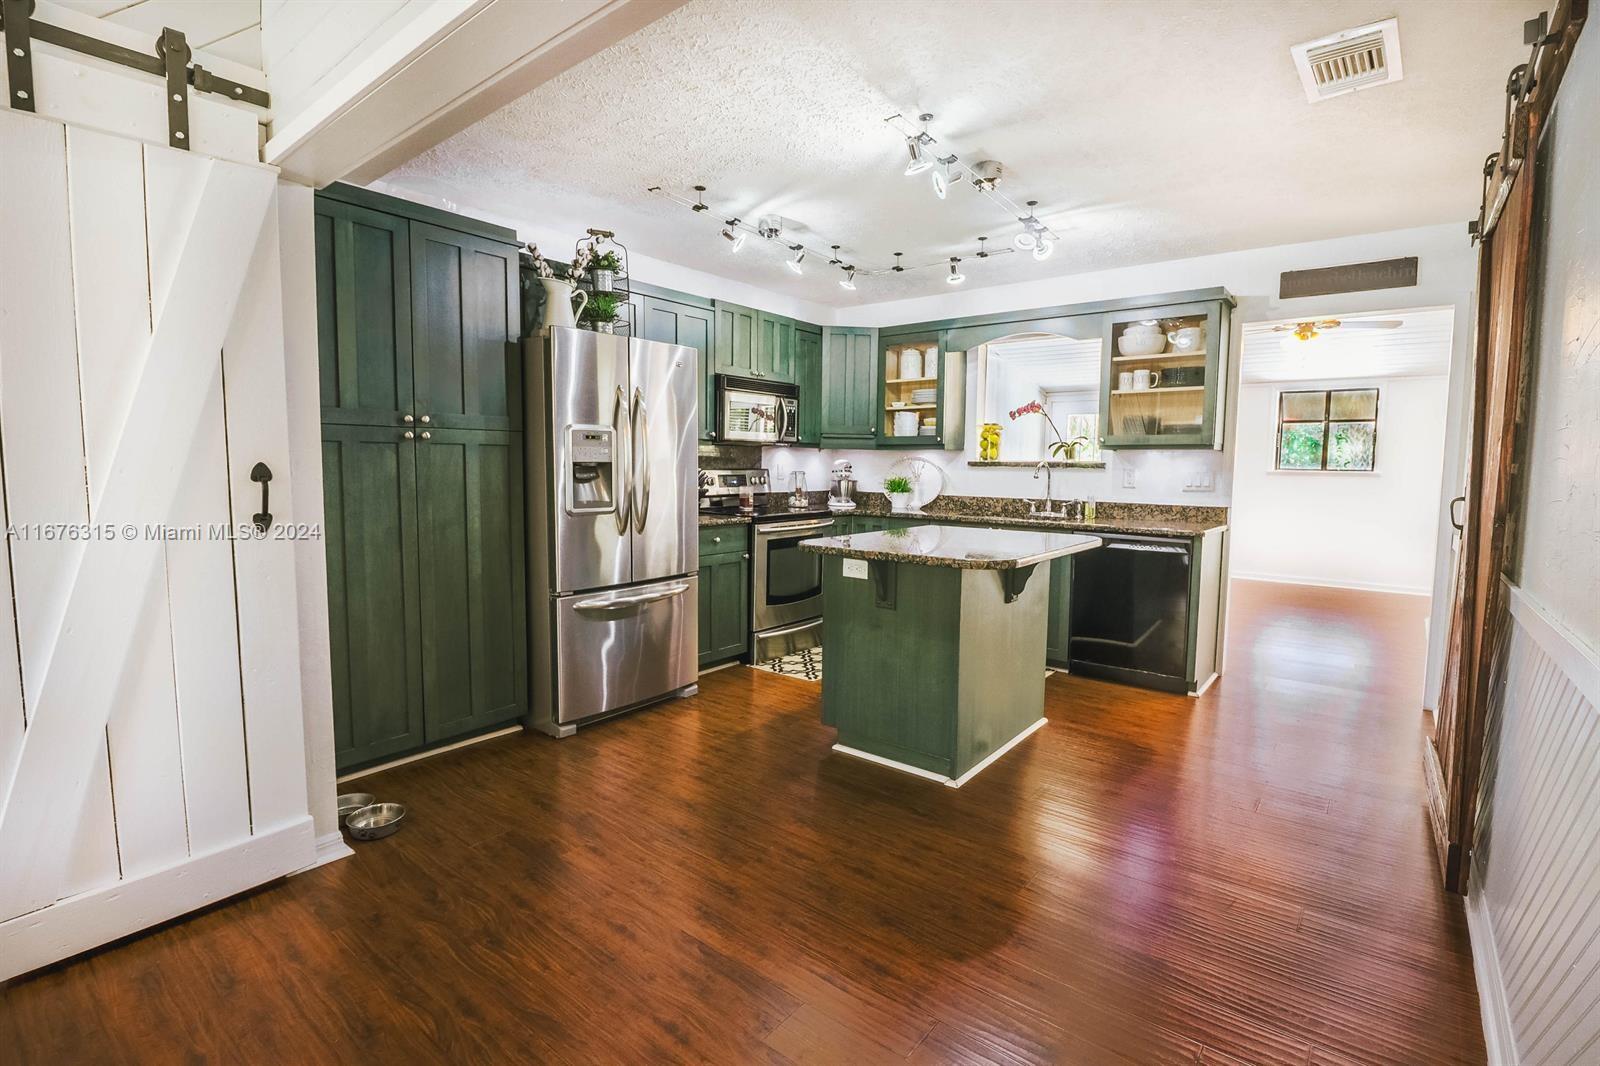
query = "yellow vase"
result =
(980, 423, 1001, 461)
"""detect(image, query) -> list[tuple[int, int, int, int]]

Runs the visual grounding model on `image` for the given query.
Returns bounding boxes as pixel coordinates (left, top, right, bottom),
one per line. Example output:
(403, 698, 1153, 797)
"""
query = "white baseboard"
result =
(1466, 889, 1519, 1066)
(0, 816, 315, 982)
(294, 831, 354, 874)
(832, 718, 1047, 790)
(1231, 572, 1431, 596)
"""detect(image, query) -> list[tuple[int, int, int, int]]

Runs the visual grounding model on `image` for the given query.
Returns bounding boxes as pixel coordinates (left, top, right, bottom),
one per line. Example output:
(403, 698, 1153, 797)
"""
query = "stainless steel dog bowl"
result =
(346, 802, 406, 841)
(337, 792, 376, 818)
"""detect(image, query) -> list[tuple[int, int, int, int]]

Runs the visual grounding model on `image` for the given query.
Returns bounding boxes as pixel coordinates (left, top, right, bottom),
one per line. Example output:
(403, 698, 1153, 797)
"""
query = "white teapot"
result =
(1117, 320, 1167, 357)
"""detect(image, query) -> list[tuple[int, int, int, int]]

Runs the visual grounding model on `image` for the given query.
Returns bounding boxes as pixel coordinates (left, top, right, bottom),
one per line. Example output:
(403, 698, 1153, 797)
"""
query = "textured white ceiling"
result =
(381, 0, 1540, 306)
(1240, 307, 1455, 382)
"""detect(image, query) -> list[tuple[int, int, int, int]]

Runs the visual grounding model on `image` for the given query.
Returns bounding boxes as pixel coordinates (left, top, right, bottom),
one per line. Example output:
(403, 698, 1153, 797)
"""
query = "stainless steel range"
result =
(700, 467, 832, 661)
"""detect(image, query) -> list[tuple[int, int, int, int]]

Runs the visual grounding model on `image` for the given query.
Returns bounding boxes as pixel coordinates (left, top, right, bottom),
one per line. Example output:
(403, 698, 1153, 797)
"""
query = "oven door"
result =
(753, 518, 835, 631)
(720, 387, 780, 443)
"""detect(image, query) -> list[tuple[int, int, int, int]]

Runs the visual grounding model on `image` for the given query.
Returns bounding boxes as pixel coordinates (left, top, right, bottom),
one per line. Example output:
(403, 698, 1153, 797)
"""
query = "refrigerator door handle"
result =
(613, 386, 631, 534)
(573, 583, 691, 612)
(632, 386, 651, 533)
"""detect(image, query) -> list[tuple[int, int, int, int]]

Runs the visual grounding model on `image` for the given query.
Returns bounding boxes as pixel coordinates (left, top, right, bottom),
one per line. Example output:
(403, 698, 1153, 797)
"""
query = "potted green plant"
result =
(580, 291, 623, 334)
(884, 475, 914, 513)
(591, 251, 623, 293)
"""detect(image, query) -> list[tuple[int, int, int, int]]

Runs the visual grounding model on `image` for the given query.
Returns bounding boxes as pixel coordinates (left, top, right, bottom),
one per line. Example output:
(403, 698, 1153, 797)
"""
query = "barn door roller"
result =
(0, 0, 270, 149)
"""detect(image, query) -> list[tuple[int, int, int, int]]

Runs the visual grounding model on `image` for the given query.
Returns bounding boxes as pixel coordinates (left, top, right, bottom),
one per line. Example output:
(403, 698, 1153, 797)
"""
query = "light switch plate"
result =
(842, 558, 869, 580)
(1121, 466, 1137, 489)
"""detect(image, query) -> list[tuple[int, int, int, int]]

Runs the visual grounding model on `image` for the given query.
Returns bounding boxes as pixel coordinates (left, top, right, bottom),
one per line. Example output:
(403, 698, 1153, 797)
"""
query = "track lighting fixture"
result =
(691, 185, 708, 212)
(892, 252, 905, 272)
(1033, 236, 1055, 261)
(722, 220, 746, 252)
(904, 136, 933, 176)
(840, 267, 857, 291)
(787, 245, 806, 274)
(947, 257, 965, 285)
(931, 156, 955, 199)
(829, 245, 843, 265)
(976, 236, 990, 258)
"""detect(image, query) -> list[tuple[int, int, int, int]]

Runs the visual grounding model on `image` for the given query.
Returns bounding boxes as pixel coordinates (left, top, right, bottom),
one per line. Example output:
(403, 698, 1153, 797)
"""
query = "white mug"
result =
(1118, 371, 1134, 391)
(1132, 369, 1153, 391)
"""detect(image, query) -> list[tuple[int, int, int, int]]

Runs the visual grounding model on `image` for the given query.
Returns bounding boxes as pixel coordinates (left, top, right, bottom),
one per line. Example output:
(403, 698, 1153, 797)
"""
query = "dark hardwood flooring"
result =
(0, 579, 1484, 1064)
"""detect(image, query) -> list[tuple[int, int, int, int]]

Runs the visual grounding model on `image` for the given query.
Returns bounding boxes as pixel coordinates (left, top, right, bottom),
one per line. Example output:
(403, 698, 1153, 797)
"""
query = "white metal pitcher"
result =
(541, 278, 587, 335)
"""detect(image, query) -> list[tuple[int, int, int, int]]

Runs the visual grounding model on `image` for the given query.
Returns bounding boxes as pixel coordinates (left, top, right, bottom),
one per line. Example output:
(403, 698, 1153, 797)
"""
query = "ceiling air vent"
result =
(1290, 18, 1403, 103)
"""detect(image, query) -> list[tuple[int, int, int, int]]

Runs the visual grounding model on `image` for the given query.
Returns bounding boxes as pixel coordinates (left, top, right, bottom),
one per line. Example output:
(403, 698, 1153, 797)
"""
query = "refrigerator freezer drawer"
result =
(553, 575, 698, 724)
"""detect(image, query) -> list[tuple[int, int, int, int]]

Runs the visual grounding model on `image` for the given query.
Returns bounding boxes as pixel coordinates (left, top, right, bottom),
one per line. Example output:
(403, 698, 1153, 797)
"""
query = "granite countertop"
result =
(912, 511, 1226, 538)
(844, 494, 1228, 538)
(800, 524, 1102, 571)
(698, 514, 750, 529)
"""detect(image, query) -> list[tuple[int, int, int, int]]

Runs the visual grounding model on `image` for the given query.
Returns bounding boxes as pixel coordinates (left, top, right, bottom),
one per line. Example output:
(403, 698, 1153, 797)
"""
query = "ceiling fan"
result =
(1269, 318, 1403, 342)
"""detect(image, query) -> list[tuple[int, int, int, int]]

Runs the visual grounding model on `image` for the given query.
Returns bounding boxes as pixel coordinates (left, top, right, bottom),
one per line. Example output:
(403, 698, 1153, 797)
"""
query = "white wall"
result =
(1228, 374, 1450, 594)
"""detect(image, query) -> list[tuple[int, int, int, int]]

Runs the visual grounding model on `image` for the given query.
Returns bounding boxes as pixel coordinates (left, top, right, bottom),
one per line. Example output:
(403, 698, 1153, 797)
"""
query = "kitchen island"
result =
(801, 524, 1100, 786)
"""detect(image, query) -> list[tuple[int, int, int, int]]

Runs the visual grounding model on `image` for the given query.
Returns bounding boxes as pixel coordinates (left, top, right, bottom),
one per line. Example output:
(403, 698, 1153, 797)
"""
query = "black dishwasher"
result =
(1068, 534, 1191, 692)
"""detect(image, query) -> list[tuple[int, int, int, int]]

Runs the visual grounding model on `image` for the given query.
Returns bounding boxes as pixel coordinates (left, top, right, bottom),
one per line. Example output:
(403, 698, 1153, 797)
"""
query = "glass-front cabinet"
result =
(877, 330, 963, 449)
(1099, 295, 1233, 449)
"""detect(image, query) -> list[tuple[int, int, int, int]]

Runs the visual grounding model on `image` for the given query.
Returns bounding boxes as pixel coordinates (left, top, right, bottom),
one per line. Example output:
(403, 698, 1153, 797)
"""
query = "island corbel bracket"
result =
(999, 563, 1039, 604)
(871, 560, 896, 609)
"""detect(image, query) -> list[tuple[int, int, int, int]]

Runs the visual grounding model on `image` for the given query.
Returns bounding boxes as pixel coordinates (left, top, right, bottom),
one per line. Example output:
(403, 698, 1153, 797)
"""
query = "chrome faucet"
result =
(1030, 461, 1054, 516)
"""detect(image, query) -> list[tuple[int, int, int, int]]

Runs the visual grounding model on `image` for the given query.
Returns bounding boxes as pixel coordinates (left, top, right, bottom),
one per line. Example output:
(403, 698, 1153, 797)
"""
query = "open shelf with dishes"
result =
(1099, 298, 1232, 449)
(877, 331, 964, 449)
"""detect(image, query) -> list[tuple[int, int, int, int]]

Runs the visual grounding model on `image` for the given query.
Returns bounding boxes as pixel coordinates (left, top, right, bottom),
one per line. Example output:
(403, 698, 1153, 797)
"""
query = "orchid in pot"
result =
(1009, 400, 1092, 461)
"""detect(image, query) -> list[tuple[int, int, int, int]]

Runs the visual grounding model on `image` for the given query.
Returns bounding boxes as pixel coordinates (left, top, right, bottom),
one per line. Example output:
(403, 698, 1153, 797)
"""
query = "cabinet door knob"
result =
(419, 414, 431, 424)
(403, 430, 415, 440)
(420, 431, 432, 440)
(712, 535, 722, 543)
(403, 414, 415, 424)
(742, 553, 750, 559)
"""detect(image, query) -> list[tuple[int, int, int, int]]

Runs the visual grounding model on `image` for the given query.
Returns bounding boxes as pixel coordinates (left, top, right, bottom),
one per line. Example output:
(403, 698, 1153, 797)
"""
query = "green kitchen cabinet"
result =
(409, 221, 522, 432)
(314, 197, 414, 427)
(698, 526, 750, 667)
(795, 324, 823, 446)
(820, 326, 879, 447)
(322, 423, 426, 767)
(1045, 557, 1072, 668)
(1099, 295, 1233, 450)
(877, 329, 963, 450)
(414, 429, 528, 744)
(639, 293, 716, 442)
(713, 301, 759, 377)
(756, 311, 796, 383)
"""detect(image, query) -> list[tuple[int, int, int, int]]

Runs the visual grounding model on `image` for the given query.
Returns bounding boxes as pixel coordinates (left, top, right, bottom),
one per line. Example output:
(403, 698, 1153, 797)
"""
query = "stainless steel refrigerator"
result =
(526, 326, 698, 735)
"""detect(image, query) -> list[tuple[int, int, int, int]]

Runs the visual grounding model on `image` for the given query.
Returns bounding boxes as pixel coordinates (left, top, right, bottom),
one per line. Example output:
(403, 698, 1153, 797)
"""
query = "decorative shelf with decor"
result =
(876, 330, 963, 449)
(1099, 295, 1233, 449)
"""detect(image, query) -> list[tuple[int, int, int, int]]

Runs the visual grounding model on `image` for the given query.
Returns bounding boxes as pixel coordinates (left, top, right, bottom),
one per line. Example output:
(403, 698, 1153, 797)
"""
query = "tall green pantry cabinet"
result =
(316, 185, 528, 771)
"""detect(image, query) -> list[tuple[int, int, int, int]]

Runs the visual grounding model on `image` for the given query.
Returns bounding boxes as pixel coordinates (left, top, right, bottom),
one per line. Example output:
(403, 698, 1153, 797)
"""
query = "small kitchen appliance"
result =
(828, 461, 858, 512)
(715, 374, 799, 444)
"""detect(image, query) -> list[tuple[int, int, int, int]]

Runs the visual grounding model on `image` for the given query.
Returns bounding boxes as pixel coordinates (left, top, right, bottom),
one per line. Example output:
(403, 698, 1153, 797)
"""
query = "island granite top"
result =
(800, 525, 1102, 571)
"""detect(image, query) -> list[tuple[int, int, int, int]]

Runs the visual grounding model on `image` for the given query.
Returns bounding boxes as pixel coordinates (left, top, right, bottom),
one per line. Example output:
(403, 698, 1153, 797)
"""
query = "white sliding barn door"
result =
(0, 109, 314, 981)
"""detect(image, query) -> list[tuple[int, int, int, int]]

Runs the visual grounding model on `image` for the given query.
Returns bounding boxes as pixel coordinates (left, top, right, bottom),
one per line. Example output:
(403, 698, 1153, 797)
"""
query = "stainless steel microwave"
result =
(715, 375, 799, 444)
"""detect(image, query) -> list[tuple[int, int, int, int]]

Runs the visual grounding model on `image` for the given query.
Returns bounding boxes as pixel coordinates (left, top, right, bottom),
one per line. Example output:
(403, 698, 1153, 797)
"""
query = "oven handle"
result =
(757, 518, 836, 535)
(573, 583, 692, 612)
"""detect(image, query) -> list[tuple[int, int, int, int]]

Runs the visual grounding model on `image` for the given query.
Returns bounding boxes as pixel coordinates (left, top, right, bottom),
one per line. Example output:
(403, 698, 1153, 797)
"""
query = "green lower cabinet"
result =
(322, 424, 426, 767)
(698, 526, 750, 667)
(414, 429, 528, 743)
(1045, 556, 1072, 668)
(323, 424, 527, 771)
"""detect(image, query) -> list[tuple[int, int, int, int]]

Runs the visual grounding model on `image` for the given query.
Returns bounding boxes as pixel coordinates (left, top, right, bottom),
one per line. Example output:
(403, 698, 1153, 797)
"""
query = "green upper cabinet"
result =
(795, 324, 823, 446)
(639, 292, 716, 442)
(713, 301, 758, 377)
(315, 198, 414, 427)
(820, 326, 879, 447)
(755, 311, 796, 383)
(1099, 295, 1233, 449)
(409, 222, 521, 433)
(878, 329, 964, 450)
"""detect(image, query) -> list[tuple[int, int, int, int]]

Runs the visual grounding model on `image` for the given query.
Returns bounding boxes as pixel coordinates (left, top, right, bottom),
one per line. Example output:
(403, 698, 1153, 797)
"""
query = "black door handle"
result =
(1449, 495, 1466, 532)
(251, 462, 272, 532)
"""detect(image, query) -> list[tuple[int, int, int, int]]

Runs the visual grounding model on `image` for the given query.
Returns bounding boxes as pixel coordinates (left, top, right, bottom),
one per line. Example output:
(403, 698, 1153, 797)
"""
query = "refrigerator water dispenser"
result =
(565, 425, 616, 515)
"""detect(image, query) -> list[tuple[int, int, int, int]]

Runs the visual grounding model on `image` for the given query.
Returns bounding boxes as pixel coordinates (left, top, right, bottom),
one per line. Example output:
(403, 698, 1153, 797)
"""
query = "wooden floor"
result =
(1, 580, 1485, 1064)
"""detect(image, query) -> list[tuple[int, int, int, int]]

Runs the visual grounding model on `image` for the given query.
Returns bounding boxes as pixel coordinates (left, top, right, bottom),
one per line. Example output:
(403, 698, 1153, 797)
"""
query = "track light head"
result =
(904, 135, 933, 176)
(947, 257, 965, 285)
(931, 156, 953, 200)
(840, 267, 857, 291)
(1032, 236, 1055, 261)
(787, 245, 806, 274)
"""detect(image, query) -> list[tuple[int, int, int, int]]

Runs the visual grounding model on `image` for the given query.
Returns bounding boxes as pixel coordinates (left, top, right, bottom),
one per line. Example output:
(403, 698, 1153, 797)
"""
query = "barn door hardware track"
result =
(0, 0, 269, 149)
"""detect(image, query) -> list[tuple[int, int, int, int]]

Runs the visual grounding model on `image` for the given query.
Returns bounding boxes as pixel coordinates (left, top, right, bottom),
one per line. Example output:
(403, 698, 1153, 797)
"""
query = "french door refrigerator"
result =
(526, 326, 698, 734)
